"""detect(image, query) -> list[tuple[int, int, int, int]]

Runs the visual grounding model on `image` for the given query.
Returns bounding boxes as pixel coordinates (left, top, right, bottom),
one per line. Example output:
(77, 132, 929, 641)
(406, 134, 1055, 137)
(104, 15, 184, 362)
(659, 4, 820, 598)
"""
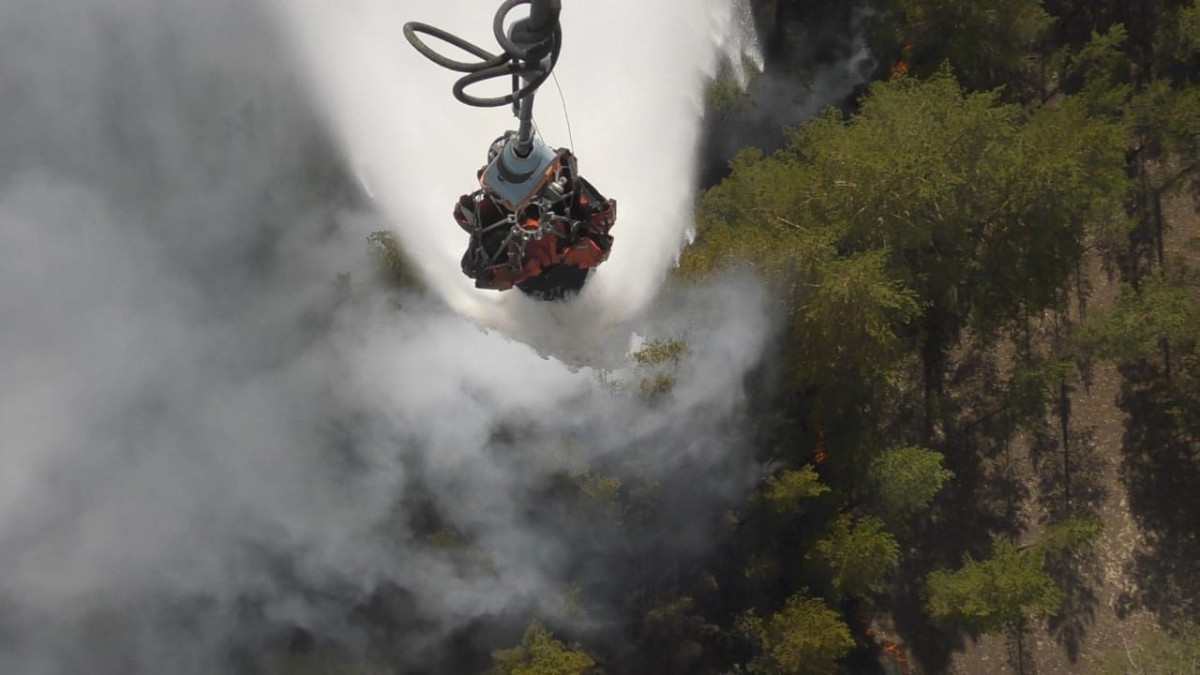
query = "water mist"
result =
(0, 1, 771, 672)
(272, 0, 761, 342)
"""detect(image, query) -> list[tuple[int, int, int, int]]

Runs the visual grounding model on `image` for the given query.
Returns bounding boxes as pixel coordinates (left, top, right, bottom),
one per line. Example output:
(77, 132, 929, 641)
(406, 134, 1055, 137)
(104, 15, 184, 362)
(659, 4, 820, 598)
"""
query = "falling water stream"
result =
(273, 0, 761, 345)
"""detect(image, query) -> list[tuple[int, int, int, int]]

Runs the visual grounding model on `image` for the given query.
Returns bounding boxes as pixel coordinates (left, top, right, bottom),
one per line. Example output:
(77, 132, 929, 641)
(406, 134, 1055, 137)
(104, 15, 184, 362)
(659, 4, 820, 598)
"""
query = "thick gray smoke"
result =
(0, 1, 770, 673)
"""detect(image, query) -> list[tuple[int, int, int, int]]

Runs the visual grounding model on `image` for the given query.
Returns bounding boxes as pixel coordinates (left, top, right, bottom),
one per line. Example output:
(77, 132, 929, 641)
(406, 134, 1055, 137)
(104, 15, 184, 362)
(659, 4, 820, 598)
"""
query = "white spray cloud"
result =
(271, 0, 762, 334)
(0, 0, 770, 672)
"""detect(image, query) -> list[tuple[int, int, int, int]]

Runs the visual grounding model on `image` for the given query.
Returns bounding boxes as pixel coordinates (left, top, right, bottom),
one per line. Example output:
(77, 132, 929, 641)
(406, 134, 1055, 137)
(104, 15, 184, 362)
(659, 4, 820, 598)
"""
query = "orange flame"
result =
(890, 43, 915, 78)
(859, 604, 914, 674)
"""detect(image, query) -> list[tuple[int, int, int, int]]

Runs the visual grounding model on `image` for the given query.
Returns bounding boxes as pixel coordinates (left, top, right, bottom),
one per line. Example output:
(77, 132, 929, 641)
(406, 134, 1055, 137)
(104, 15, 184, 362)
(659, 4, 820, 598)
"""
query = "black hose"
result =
(402, 22, 507, 73)
(403, 0, 560, 109)
(493, 0, 557, 60)
(528, 0, 561, 34)
(453, 28, 560, 108)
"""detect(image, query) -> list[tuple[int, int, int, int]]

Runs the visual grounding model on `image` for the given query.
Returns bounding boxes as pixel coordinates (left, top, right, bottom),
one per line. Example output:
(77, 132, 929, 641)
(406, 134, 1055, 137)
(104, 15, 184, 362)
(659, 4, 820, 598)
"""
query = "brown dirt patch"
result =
(941, 185, 1200, 674)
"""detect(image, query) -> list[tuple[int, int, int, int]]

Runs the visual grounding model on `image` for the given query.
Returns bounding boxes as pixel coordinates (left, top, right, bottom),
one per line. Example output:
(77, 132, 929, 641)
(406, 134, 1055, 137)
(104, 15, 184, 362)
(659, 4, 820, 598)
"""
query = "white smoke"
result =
(699, 5, 875, 182)
(0, 0, 770, 672)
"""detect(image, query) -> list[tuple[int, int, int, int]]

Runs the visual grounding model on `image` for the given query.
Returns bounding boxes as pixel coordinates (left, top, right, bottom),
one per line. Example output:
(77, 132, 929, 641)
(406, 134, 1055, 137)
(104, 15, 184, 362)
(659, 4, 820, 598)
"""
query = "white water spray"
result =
(0, 3, 776, 670)
(272, 0, 759, 342)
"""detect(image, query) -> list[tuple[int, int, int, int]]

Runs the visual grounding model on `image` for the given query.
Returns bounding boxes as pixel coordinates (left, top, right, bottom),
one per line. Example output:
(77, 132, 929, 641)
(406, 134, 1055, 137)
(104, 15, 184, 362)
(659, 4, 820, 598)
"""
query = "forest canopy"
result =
(358, 1, 1200, 672)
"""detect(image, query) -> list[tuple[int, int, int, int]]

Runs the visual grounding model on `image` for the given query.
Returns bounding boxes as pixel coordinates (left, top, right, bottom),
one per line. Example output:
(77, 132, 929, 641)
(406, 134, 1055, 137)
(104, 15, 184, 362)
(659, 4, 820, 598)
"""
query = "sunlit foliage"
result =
(737, 594, 855, 675)
(814, 514, 900, 599)
(489, 622, 599, 675)
(926, 541, 1062, 634)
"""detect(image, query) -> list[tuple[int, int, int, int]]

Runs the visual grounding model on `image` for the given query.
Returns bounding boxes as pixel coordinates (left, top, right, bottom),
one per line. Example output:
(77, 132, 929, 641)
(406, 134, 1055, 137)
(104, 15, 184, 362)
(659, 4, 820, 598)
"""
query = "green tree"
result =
(736, 594, 855, 675)
(705, 54, 761, 118)
(489, 622, 598, 675)
(870, 0, 1053, 94)
(1050, 14, 1200, 272)
(632, 338, 688, 401)
(684, 71, 1128, 442)
(1123, 47, 1200, 271)
(1077, 272, 1199, 374)
(925, 541, 1062, 634)
(761, 466, 831, 515)
(1076, 269, 1200, 445)
(641, 594, 719, 673)
(681, 149, 920, 398)
(1042, 0, 1198, 87)
(367, 230, 422, 289)
(867, 446, 954, 529)
(813, 514, 900, 600)
(1040, 514, 1105, 557)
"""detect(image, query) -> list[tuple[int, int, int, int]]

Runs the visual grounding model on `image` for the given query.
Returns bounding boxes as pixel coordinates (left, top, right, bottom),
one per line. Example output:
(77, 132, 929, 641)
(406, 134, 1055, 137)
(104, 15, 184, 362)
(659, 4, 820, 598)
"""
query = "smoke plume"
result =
(0, 0, 771, 673)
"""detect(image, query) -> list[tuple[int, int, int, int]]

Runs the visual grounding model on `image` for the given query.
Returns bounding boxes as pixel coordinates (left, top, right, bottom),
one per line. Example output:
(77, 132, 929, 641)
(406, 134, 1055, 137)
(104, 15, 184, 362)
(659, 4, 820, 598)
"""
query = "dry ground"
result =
(935, 187, 1200, 675)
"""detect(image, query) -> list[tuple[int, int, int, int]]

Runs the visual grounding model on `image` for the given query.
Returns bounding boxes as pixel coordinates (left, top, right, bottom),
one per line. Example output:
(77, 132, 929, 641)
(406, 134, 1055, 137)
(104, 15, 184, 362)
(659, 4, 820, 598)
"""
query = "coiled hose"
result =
(402, 0, 562, 110)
